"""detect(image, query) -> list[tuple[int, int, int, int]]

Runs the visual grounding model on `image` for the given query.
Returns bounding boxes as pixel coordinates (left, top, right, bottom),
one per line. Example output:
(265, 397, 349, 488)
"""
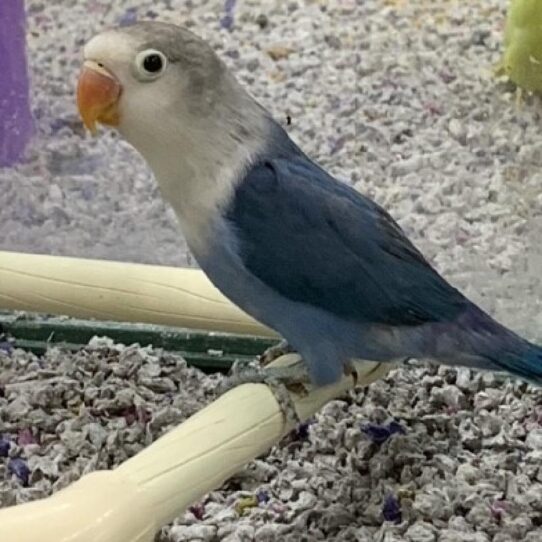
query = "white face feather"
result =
(83, 28, 269, 255)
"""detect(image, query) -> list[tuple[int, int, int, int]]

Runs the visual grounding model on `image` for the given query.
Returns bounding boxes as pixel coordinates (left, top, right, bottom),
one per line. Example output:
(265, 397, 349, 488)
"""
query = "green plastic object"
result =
(0, 311, 275, 373)
(500, 0, 542, 93)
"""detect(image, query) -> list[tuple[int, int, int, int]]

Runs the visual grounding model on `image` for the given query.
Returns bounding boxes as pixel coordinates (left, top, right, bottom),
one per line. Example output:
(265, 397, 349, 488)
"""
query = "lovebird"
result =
(77, 22, 542, 392)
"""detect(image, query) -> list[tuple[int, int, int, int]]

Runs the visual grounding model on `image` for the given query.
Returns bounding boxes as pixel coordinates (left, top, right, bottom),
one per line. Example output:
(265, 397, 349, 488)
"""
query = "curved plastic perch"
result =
(0, 251, 274, 337)
(0, 354, 390, 541)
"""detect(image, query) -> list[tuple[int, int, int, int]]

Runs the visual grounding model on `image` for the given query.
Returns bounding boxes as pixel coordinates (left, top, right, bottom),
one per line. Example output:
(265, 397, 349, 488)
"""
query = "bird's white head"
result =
(77, 22, 269, 245)
(78, 22, 258, 159)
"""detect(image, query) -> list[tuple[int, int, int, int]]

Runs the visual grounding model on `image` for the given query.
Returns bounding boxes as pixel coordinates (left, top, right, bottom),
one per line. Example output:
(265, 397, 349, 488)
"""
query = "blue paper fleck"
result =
(8, 458, 30, 486)
(0, 436, 11, 457)
(382, 494, 402, 523)
(290, 418, 315, 441)
(256, 489, 270, 504)
(0, 341, 13, 354)
(296, 421, 311, 440)
(118, 7, 138, 27)
(362, 420, 405, 445)
(220, 0, 237, 30)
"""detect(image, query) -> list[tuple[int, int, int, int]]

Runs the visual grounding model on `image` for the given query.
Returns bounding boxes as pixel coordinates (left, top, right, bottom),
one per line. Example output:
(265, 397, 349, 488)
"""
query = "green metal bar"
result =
(0, 311, 276, 373)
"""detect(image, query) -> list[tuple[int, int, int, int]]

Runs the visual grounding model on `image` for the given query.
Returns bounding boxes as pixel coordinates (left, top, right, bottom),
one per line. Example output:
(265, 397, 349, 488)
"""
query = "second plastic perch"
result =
(0, 354, 390, 542)
(0, 251, 274, 337)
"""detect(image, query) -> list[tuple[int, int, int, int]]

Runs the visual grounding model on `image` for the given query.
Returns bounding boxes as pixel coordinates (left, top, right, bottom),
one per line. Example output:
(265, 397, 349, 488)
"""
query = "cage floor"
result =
(1, 337, 542, 541)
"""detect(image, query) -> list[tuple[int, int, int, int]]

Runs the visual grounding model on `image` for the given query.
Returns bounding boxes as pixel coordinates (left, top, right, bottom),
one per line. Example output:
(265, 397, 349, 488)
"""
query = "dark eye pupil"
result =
(143, 54, 163, 73)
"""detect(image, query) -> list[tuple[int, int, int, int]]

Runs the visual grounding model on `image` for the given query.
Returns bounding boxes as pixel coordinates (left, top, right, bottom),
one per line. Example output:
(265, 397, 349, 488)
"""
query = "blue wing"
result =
(225, 155, 468, 327)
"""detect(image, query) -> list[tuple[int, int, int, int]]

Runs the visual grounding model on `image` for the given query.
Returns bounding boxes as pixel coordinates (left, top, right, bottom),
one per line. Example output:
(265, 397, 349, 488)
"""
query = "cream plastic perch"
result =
(0, 250, 274, 336)
(0, 250, 391, 540)
(0, 354, 390, 542)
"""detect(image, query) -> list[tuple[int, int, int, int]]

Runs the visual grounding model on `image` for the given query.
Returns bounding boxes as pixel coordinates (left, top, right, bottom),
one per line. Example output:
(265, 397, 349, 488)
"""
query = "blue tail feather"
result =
(458, 304, 542, 385)
(486, 341, 542, 385)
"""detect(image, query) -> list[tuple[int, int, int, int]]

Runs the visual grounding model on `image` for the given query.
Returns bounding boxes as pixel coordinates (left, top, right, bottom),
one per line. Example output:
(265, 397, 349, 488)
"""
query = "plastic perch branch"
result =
(0, 250, 275, 337)
(0, 354, 390, 542)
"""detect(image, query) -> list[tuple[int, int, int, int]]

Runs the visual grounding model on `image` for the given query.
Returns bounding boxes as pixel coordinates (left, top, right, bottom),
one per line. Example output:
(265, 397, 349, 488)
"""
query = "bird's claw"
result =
(343, 361, 359, 387)
(259, 339, 296, 366)
(218, 357, 311, 425)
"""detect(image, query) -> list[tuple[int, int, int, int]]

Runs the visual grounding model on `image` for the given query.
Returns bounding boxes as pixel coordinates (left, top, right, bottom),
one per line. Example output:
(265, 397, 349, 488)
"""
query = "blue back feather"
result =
(226, 155, 469, 327)
(198, 126, 542, 386)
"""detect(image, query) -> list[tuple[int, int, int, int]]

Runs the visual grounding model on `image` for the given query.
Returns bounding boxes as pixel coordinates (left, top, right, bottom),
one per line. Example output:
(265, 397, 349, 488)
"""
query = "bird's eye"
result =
(134, 49, 167, 80)
(143, 54, 163, 72)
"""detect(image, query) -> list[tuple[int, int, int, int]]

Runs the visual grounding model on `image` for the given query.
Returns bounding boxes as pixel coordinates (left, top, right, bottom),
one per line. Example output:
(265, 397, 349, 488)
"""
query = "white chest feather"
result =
(115, 73, 271, 255)
(145, 133, 263, 256)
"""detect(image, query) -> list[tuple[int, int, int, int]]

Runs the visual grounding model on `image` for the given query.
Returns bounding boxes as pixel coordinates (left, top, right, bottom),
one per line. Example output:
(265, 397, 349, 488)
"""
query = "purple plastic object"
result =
(0, 0, 33, 167)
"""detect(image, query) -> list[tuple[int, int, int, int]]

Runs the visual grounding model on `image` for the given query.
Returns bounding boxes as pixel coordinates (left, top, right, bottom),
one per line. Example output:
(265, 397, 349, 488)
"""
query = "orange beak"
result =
(76, 61, 121, 134)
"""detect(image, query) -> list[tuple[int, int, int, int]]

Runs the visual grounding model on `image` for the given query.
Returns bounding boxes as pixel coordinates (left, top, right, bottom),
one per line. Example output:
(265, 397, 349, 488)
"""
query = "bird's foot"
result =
(218, 357, 310, 425)
(259, 339, 296, 366)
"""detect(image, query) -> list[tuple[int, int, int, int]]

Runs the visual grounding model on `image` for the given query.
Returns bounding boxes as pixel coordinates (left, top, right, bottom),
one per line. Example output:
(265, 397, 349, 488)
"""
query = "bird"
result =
(77, 21, 542, 394)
